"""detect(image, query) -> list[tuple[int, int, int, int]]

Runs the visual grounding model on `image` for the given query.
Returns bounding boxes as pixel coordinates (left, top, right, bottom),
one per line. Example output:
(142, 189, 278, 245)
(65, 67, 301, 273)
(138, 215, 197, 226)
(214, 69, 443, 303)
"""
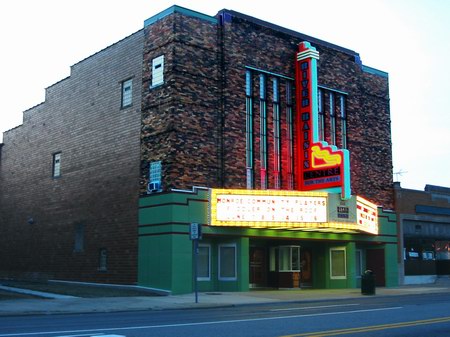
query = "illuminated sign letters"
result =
(356, 196, 378, 235)
(211, 189, 327, 227)
(295, 42, 351, 199)
(209, 189, 378, 234)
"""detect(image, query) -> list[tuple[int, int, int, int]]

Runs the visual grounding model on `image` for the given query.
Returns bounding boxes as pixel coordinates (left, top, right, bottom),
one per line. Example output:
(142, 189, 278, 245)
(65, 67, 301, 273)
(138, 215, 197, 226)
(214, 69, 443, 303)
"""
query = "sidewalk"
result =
(1, 284, 449, 316)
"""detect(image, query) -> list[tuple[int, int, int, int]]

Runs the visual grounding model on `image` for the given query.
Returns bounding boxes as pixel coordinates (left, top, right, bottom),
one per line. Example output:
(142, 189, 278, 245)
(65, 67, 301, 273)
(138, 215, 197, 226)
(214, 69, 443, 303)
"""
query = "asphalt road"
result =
(1, 292, 450, 337)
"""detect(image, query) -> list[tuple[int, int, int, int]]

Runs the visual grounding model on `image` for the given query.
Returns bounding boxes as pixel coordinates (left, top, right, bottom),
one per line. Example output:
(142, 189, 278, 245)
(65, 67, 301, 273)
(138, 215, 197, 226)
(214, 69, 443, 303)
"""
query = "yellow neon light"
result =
(209, 189, 378, 234)
(311, 145, 342, 168)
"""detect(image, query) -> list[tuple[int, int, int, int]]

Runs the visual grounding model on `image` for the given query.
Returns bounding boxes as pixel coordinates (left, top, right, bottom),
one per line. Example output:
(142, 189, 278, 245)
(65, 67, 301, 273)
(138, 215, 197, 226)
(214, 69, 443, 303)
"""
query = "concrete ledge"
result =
(404, 275, 437, 285)
(48, 279, 171, 296)
(0, 285, 77, 299)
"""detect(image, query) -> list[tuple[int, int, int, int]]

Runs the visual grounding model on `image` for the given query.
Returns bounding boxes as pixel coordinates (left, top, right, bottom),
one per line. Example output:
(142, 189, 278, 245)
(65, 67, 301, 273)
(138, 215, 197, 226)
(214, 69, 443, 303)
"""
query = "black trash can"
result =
(361, 270, 375, 295)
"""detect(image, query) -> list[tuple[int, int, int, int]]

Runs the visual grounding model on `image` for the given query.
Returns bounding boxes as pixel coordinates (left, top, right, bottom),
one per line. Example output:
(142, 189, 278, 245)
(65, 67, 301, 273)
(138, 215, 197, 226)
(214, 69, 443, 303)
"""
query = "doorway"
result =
(300, 248, 313, 287)
(366, 248, 385, 286)
(249, 247, 267, 288)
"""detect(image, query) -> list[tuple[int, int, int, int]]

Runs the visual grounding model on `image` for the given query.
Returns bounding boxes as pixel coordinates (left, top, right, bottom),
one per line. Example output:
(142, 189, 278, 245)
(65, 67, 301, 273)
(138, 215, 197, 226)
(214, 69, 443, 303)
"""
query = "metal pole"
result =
(194, 239, 199, 303)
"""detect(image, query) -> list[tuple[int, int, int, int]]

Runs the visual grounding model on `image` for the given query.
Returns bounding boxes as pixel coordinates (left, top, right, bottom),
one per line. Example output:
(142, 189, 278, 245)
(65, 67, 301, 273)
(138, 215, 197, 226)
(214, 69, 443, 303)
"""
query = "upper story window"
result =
(52, 152, 61, 178)
(121, 78, 132, 108)
(151, 55, 164, 88)
(340, 95, 348, 149)
(74, 223, 84, 253)
(147, 161, 162, 193)
(318, 86, 348, 149)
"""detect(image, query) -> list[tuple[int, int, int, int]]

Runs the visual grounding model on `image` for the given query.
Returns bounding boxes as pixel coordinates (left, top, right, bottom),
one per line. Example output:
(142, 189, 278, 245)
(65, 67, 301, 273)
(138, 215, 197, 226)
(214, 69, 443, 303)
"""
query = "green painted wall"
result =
(138, 189, 399, 294)
(379, 208, 399, 287)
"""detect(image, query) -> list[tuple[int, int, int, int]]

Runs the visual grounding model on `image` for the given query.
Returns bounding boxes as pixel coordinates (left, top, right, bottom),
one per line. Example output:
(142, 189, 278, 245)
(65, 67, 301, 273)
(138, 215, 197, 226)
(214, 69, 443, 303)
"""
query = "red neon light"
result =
(295, 42, 348, 194)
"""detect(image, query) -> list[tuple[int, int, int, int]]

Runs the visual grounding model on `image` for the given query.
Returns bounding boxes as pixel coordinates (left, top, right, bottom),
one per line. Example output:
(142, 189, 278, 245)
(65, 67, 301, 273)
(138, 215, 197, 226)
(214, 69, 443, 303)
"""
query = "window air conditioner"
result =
(147, 181, 161, 194)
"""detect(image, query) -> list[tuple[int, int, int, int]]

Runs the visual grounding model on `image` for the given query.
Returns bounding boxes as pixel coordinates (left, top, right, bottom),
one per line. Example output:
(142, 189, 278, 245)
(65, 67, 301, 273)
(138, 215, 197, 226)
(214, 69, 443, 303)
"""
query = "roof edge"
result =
(217, 9, 360, 58)
(144, 5, 217, 27)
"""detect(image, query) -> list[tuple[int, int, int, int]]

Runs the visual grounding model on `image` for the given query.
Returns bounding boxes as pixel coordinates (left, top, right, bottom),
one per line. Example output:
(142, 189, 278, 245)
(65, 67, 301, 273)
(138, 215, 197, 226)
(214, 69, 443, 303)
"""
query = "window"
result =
(197, 244, 211, 281)
(259, 74, 267, 189)
(52, 152, 61, 178)
(278, 246, 300, 272)
(245, 70, 254, 189)
(329, 92, 336, 145)
(272, 78, 281, 189)
(147, 161, 162, 193)
(99, 248, 107, 271)
(121, 78, 132, 108)
(219, 244, 237, 280)
(330, 248, 346, 279)
(340, 95, 347, 149)
(286, 81, 294, 190)
(151, 55, 164, 87)
(74, 223, 84, 252)
(318, 89, 325, 141)
(318, 87, 348, 148)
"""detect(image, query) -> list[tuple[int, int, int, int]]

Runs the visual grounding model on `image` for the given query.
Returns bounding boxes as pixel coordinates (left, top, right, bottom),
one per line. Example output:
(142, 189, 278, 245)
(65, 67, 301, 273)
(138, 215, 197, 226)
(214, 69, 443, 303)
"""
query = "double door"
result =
(249, 246, 312, 288)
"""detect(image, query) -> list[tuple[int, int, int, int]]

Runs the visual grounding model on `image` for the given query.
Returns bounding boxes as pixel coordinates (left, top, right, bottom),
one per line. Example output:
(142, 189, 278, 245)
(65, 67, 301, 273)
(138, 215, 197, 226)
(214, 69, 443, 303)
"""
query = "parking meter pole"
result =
(194, 239, 199, 303)
(190, 223, 201, 304)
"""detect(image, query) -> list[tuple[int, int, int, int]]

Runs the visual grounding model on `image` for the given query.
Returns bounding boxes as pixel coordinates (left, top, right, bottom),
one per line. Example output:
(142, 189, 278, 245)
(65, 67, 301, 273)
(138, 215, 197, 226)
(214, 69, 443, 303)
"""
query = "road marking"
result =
(281, 315, 450, 336)
(54, 334, 106, 337)
(53, 334, 120, 337)
(0, 307, 402, 337)
(55, 335, 124, 337)
(270, 304, 360, 312)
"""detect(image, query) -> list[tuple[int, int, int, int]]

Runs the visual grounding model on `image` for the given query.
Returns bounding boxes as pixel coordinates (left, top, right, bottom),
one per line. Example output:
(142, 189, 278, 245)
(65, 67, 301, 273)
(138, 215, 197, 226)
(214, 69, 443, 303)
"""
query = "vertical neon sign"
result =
(295, 42, 351, 200)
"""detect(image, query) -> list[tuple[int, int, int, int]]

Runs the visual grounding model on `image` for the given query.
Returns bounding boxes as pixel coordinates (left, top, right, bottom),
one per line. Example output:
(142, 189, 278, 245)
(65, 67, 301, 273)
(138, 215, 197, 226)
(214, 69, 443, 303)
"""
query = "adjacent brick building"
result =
(394, 183, 450, 284)
(0, 6, 396, 291)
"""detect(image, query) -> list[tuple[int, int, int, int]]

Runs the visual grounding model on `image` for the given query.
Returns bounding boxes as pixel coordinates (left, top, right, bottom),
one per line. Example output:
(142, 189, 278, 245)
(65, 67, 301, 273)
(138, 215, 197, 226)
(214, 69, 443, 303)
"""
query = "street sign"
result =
(190, 222, 202, 240)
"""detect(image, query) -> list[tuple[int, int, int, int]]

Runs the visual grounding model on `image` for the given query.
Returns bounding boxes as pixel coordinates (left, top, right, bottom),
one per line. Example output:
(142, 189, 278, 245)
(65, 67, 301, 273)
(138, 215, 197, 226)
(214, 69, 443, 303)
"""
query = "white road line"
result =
(270, 303, 360, 312)
(0, 306, 403, 337)
(53, 334, 106, 337)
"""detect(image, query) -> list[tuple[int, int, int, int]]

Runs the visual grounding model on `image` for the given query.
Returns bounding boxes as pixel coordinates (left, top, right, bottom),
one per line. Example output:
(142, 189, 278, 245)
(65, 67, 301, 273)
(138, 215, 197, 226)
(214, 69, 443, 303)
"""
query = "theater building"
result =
(0, 6, 397, 294)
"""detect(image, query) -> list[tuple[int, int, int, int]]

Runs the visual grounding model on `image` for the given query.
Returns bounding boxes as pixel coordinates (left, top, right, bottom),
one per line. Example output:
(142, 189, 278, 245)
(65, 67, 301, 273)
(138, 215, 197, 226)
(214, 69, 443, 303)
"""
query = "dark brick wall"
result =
(140, 13, 222, 194)
(219, 14, 393, 208)
(0, 31, 144, 284)
(140, 10, 393, 209)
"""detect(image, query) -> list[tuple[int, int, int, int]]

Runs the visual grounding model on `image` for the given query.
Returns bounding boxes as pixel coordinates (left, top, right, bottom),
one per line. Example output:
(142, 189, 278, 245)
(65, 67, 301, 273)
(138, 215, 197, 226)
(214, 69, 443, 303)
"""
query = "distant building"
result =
(394, 183, 450, 284)
(0, 5, 397, 293)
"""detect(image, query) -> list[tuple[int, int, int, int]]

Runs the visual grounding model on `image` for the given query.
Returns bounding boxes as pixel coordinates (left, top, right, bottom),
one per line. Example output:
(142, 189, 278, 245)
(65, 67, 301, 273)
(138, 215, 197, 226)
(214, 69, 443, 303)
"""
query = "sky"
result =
(0, 0, 449, 191)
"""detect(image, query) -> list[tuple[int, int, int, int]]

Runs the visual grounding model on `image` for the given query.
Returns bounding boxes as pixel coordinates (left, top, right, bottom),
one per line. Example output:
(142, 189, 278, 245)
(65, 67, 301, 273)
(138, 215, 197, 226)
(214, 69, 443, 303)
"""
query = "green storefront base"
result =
(138, 188, 398, 294)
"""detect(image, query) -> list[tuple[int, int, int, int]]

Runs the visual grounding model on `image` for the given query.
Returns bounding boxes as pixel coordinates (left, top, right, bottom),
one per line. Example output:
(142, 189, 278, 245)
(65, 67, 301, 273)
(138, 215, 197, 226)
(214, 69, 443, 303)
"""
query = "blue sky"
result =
(1, 0, 449, 191)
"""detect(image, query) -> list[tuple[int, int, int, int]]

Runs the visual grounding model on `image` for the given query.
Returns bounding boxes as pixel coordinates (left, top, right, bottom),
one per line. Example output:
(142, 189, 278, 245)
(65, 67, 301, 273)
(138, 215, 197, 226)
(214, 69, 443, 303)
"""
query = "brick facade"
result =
(0, 31, 144, 284)
(140, 9, 394, 209)
(0, 6, 394, 285)
(394, 183, 450, 282)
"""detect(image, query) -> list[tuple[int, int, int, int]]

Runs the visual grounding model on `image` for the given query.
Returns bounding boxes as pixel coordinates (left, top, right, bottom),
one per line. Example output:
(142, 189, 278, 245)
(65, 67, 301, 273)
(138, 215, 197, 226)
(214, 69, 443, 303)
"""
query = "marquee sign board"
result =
(209, 189, 378, 234)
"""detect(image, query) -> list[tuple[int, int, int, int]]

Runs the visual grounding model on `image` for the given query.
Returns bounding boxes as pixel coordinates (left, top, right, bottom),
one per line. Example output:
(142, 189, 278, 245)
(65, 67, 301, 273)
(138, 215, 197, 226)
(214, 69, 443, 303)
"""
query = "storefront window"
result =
(198, 244, 210, 281)
(436, 241, 450, 260)
(330, 248, 346, 279)
(278, 246, 300, 272)
(404, 238, 436, 260)
(219, 244, 237, 280)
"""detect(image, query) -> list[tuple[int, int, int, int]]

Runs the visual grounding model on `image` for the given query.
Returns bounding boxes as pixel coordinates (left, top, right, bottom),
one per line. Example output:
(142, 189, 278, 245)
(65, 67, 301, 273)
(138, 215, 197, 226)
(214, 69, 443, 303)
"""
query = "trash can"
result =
(361, 270, 375, 295)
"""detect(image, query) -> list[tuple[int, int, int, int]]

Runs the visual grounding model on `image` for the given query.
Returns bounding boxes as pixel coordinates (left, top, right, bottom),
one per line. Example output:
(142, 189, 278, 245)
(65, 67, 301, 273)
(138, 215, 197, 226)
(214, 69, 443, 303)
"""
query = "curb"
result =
(0, 285, 77, 299)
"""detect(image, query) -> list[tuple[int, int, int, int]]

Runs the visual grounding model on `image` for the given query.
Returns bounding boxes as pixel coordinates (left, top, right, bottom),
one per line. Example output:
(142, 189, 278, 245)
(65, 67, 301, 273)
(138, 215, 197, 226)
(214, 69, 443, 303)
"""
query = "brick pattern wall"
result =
(0, 31, 144, 284)
(140, 13, 222, 194)
(140, 11, 393, 209)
